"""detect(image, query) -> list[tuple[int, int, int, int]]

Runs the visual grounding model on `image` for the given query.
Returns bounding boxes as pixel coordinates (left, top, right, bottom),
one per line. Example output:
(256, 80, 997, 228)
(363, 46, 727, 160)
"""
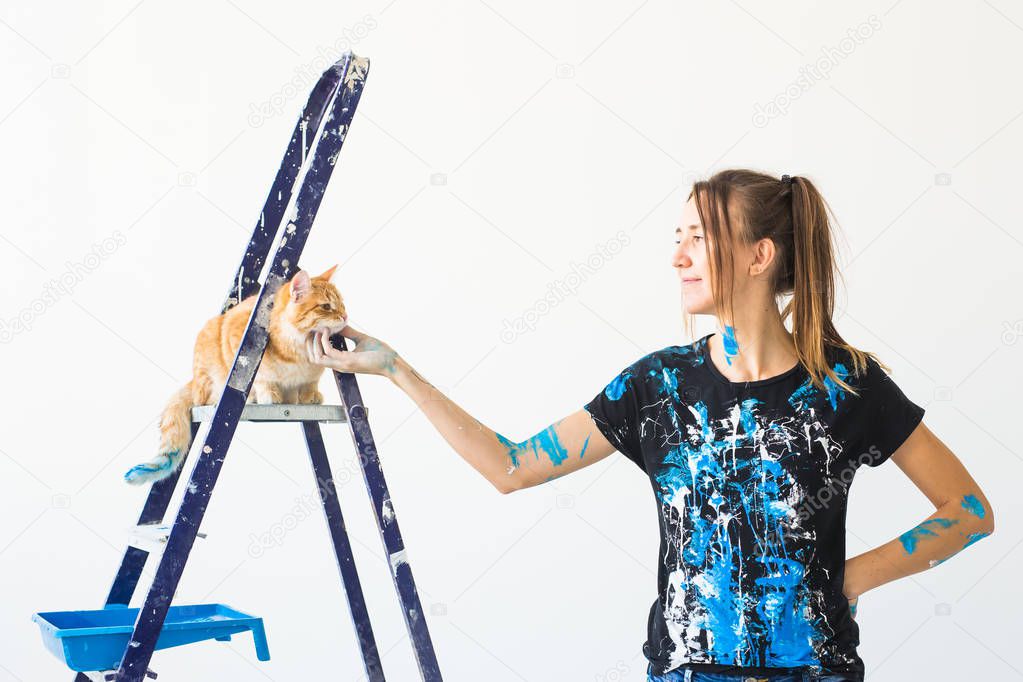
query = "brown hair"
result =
(684, 168, 888, 395)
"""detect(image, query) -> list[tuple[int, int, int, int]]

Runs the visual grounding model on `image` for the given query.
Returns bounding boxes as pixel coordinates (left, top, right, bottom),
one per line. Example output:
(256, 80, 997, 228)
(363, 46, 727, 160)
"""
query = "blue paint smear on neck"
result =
(722, 325, 739, 366)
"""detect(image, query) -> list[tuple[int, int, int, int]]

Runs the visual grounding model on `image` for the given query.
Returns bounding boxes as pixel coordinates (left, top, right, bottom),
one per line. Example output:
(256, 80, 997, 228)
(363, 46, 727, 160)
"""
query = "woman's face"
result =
(674, 196, 767, 317)
(673, 196, 714, 315)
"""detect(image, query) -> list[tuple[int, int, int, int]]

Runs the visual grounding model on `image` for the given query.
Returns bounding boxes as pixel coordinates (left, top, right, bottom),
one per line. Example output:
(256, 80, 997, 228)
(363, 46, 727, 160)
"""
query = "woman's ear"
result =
(317, 263, 339, 281)
(291, 270, 311, 301)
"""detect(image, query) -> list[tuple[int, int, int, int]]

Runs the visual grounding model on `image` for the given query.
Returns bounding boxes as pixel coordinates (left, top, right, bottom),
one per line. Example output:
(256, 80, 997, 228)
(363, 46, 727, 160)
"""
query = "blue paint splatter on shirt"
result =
(605, 372, 631, 400)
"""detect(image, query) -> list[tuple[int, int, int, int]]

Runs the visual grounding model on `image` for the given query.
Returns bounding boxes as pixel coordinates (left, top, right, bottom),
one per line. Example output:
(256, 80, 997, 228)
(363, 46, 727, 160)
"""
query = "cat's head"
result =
(279, 264, 348, 336)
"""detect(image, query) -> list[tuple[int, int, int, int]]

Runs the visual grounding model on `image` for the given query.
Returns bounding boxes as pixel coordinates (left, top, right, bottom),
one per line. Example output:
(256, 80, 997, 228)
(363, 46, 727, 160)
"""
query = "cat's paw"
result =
(253, 385, 282, 404)
(298, 390, 324, 405)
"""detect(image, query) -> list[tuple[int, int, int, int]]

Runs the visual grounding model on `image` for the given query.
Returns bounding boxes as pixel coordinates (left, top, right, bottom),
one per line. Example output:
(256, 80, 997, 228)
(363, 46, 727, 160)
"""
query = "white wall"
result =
(1, 1, 1020, 680)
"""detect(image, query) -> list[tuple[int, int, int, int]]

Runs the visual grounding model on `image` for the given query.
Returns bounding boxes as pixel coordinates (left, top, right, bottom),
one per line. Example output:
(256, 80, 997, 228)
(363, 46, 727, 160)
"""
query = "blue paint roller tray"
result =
(32, 603, 270, 672)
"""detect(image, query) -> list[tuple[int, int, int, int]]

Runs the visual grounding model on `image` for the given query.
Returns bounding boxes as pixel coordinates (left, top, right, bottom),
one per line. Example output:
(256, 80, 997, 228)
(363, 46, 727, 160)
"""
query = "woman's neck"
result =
(708, 318, 798, 383)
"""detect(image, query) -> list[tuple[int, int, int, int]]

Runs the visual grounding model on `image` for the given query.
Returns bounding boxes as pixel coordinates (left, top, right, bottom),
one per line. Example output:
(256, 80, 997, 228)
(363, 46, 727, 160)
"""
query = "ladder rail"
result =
(71, 422, 201, 682)
(69, 49, 445, 681)
(73, 59, 349, 682)
(113, 53, 367, 682)
(302, 421, 385, 681)
(108, 421, 200, 608)
(329, 347, 444, 680)
(220, 64, 346, 314)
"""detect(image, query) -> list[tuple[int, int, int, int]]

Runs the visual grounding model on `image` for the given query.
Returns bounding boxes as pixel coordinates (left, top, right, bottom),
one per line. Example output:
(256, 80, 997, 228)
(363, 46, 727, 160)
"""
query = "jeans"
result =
(646, 663, 858, 682)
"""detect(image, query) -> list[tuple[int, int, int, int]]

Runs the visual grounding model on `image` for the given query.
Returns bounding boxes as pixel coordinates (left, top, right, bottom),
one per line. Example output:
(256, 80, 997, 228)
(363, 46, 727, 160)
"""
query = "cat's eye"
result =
(320, 303, 333, 311)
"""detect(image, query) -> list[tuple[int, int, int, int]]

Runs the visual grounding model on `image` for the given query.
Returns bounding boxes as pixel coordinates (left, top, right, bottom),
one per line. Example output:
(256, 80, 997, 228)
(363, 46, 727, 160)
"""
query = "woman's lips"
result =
(682, 278, 702, 285)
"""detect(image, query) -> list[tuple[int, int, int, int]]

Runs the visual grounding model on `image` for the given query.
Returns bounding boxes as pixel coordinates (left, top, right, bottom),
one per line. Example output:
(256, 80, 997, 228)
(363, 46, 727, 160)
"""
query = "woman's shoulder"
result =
(598, 338, 709, 402)
(823, 343, 885, 380)
(630, 337, 709, 375)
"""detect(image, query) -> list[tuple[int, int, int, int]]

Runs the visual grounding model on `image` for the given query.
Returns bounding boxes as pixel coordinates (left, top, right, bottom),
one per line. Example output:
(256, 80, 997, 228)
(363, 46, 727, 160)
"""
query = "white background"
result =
(1, 1, 1021, 680)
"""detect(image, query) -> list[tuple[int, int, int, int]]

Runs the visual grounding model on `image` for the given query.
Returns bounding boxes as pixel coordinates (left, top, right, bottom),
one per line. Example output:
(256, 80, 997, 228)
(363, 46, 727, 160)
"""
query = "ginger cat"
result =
(124, 265, 348, 485)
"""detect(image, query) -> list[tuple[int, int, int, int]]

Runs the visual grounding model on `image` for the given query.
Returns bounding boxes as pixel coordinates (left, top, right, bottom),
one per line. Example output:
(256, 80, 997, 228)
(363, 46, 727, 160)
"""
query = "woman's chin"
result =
(682, 300, 711, 316)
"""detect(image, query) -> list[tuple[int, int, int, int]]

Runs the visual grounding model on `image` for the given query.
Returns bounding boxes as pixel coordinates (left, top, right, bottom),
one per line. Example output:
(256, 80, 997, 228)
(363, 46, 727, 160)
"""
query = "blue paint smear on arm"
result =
(496, 426, 571, 468)
(961, 494, 986, 519)
(930, 530, 991, 567)
(495, 432, 523, 469)
(962, 531, 990, 548)
(579, 433, 591, 459)
(899, 517, 959, 554)
(527, 426, 569, 466)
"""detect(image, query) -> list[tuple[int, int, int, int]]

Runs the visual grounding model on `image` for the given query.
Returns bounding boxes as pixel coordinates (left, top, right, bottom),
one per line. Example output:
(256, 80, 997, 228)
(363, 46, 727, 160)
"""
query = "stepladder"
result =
(30, 51, 443, 682)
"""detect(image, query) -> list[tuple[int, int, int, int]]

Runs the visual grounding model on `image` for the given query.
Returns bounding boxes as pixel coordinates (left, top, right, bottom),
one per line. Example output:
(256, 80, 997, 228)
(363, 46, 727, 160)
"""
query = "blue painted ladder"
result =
(57, 52, 441, 681)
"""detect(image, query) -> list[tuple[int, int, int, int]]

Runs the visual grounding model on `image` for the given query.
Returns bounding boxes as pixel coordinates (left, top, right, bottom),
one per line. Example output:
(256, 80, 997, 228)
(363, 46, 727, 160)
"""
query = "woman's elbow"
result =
(492, 470, 525, 495)
(494, 479, 516, 495)
(964, 491, 995, 537)
(979, 501, 995, 537)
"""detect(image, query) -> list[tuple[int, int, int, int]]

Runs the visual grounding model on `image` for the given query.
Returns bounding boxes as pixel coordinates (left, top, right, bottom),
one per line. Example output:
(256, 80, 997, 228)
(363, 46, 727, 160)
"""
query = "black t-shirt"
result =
(583, 332, 925, 680)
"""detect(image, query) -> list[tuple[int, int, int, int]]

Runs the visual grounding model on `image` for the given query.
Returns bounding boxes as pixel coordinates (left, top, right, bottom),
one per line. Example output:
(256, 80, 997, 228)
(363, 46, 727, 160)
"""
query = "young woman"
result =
(305, 169, 994, 682)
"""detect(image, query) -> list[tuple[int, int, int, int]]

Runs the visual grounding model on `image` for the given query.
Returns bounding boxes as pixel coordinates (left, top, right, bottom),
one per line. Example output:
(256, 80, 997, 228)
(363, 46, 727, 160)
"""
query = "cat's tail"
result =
(124, 381, 195, 485)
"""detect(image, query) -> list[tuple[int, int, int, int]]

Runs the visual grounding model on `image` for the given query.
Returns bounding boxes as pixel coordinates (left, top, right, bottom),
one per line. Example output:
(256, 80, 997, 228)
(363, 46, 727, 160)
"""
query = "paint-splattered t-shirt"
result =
(583, 332, 925, 679)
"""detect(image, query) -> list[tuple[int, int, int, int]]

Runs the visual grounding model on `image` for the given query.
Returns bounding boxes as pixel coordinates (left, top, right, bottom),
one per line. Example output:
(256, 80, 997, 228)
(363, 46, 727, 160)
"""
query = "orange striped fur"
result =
(124, 265, 347, 485)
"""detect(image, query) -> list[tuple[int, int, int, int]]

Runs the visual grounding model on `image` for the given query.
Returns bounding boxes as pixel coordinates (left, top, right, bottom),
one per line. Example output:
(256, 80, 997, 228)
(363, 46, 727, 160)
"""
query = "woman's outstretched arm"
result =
(844, 421, 995, 602)
(306, 325, 620, 493)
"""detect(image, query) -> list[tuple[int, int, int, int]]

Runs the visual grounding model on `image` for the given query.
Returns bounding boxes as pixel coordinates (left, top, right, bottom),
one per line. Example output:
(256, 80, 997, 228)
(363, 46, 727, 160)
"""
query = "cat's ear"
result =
(290, 270, 311, 301)
(316, 263, 339, 281)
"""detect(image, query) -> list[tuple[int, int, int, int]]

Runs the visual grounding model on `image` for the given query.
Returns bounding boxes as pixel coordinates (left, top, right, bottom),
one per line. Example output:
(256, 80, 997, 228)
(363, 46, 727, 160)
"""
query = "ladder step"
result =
(32, 603, 270, 673)
(127, 524, 207, 554)
(190, 403, 358, 423)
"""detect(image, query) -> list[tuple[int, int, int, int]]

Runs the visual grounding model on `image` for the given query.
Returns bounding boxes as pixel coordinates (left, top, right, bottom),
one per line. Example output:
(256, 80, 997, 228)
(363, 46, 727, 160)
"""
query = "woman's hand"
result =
(305, 324, 400, 377)
(843, 564, 862, 620)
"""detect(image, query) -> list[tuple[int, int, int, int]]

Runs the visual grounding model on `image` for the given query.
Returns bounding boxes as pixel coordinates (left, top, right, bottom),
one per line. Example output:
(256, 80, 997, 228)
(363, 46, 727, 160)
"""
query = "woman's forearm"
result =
(387, 354, 517, 493)
(844, 492, 994, 599)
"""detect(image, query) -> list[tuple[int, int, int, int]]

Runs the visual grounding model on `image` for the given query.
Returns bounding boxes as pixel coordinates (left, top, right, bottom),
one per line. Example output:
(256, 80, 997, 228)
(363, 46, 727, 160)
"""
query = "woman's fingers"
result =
(312, 332, 324, 362)
(305, 332, 317, 362)
(320, 329, 344, 358)
(305, 327, 388, 376)
(337, 323, 368, 343)
(308, 330, 330, 364)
